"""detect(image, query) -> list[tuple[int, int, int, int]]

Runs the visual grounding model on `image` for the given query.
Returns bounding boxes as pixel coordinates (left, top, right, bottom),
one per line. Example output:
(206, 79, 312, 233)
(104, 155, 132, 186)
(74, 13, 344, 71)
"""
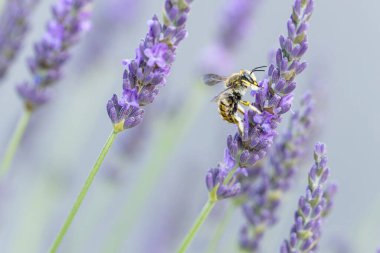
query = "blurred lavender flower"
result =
(201, 0, 261, 73)
(16, 0, 92, 110)
(205, 0, 314, 200)
(0, 0, 39, 81)
(77, 0, 140, 67)
(107, 0, 193, 132)
(239, 92, 315, 251)
(280, 142, 336, 253)
(219, 0, 260, 50)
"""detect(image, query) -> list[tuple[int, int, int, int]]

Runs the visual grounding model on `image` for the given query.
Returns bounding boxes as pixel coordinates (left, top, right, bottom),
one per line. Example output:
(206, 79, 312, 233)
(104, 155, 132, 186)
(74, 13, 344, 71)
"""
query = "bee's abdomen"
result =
(218, 95, 238, 124)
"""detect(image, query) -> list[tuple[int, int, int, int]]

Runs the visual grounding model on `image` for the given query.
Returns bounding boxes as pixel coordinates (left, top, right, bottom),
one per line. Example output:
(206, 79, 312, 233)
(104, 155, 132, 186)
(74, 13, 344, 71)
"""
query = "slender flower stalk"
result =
(177, 153, 242, 253)
(0, 0, 39, 82)
(49, 131, 117, 253)
(177, 0, 315, 251)
(178, 198, 217, 253)
(0, 110, 31, 178)
(49, 0, 193, 251)
(102, 85, 204, 253)
(206, 203, 236, 253)
(280, 142, 337, 253)
(239, 92, 315, 251)
(0, 0, 92, 178)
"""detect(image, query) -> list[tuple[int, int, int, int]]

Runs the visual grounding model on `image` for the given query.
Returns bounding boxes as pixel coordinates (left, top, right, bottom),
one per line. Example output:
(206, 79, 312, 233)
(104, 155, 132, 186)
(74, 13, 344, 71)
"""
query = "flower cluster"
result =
(16, 0, 92, 110)
(205, 0, 314, 200)
(0, 0, 39, 81)
(239, 92, 315, 251)
(107, 0, 193, 132)
(280, 142, 336, 253)
(201, 0, 260, 73)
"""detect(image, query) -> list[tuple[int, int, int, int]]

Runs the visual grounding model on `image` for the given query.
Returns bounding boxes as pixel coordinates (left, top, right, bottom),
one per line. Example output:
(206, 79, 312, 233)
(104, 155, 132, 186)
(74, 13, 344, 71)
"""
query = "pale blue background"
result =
(0, 0, 379, 252)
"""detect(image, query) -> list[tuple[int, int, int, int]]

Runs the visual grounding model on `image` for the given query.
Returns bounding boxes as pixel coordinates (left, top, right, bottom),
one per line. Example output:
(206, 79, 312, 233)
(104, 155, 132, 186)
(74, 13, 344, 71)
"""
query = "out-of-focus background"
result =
(0, 0, 379, 252)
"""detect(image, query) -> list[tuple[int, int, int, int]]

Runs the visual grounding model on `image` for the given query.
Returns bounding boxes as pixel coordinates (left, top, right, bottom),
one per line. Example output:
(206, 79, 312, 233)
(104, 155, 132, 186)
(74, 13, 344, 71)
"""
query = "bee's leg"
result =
(233, 114, 244, 134)
(239, 100, 262, 114)
(237, 104, 245, 114)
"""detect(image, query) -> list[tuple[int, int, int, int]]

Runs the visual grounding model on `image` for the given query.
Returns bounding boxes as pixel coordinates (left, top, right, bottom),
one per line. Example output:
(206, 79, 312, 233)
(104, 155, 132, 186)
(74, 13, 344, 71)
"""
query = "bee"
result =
(203, 66, 266, 133)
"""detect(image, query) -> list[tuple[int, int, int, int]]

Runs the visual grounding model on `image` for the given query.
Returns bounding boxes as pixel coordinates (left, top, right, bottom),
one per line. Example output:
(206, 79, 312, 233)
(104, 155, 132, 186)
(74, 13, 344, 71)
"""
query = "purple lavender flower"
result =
(0, 0, 39, 81)
(77, 0, 140, 67)
(16, 0, 92, 110)
(205, 0, 314, 200)
(239, 92, 315, 251)
(219, 0, 261, 50)
(280, 142, 336, 253)
(107, 0, 193, 132)
(201, 0, 261, 73)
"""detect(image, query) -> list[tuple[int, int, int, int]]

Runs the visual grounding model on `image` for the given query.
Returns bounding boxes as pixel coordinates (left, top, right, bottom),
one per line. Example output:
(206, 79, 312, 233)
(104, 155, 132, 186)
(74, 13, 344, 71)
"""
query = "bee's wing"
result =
(210, 87, 232, 102)
(203, 73, 227, 86)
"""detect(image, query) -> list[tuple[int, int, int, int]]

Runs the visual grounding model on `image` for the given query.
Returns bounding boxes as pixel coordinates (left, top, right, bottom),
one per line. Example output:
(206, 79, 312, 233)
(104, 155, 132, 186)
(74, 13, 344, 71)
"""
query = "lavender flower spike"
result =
(16, 0, 92, 110)
(239, 92, 315, 251)
(0, 0, 39, 81)
(107, 0, 192, 132)
(219, 0, 260, 50)
(205, 0, 314, 200)
(202, 0, 261, 73)
(280, 143, 336, 253)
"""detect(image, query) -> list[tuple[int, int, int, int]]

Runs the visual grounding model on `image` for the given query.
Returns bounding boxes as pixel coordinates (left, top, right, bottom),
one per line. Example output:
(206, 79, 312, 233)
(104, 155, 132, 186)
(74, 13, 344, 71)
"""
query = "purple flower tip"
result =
(16, 82, 51, 110)
(205, 166, 241, 200)
(314, 142, 326, 155)
(107, 94, 144, 132)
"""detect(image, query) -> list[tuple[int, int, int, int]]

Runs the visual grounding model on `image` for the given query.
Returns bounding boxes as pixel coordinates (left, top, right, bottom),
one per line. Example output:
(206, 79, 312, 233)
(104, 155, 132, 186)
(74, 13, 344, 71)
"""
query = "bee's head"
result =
(240, 70, 259, 90)
(246, 66, 267, 90)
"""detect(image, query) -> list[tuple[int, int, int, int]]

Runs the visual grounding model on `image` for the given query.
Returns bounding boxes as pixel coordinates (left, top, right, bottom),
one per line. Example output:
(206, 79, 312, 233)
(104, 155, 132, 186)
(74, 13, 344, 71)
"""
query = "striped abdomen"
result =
(218, 92, 240, 124)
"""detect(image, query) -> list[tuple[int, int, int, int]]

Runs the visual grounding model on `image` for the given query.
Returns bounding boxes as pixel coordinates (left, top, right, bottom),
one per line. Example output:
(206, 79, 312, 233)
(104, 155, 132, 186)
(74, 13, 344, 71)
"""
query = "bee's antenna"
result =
(250, 66, 267, 74)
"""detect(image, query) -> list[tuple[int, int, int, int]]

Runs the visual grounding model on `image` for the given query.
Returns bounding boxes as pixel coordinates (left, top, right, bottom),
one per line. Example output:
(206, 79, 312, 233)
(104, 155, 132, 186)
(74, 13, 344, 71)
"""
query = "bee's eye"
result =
(243, 73, 253, 83)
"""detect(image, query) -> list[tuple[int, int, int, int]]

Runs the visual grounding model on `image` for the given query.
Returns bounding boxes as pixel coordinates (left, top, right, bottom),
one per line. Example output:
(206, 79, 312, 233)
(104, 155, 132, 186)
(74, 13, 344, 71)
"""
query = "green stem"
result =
(49, 130, 118, 253)
(177, 198, 217, 253)
(101, 85, 206, 253)
(205, 204, 235, 253)
(176, 153, 242, 253)
(0, 109, 32, 179)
